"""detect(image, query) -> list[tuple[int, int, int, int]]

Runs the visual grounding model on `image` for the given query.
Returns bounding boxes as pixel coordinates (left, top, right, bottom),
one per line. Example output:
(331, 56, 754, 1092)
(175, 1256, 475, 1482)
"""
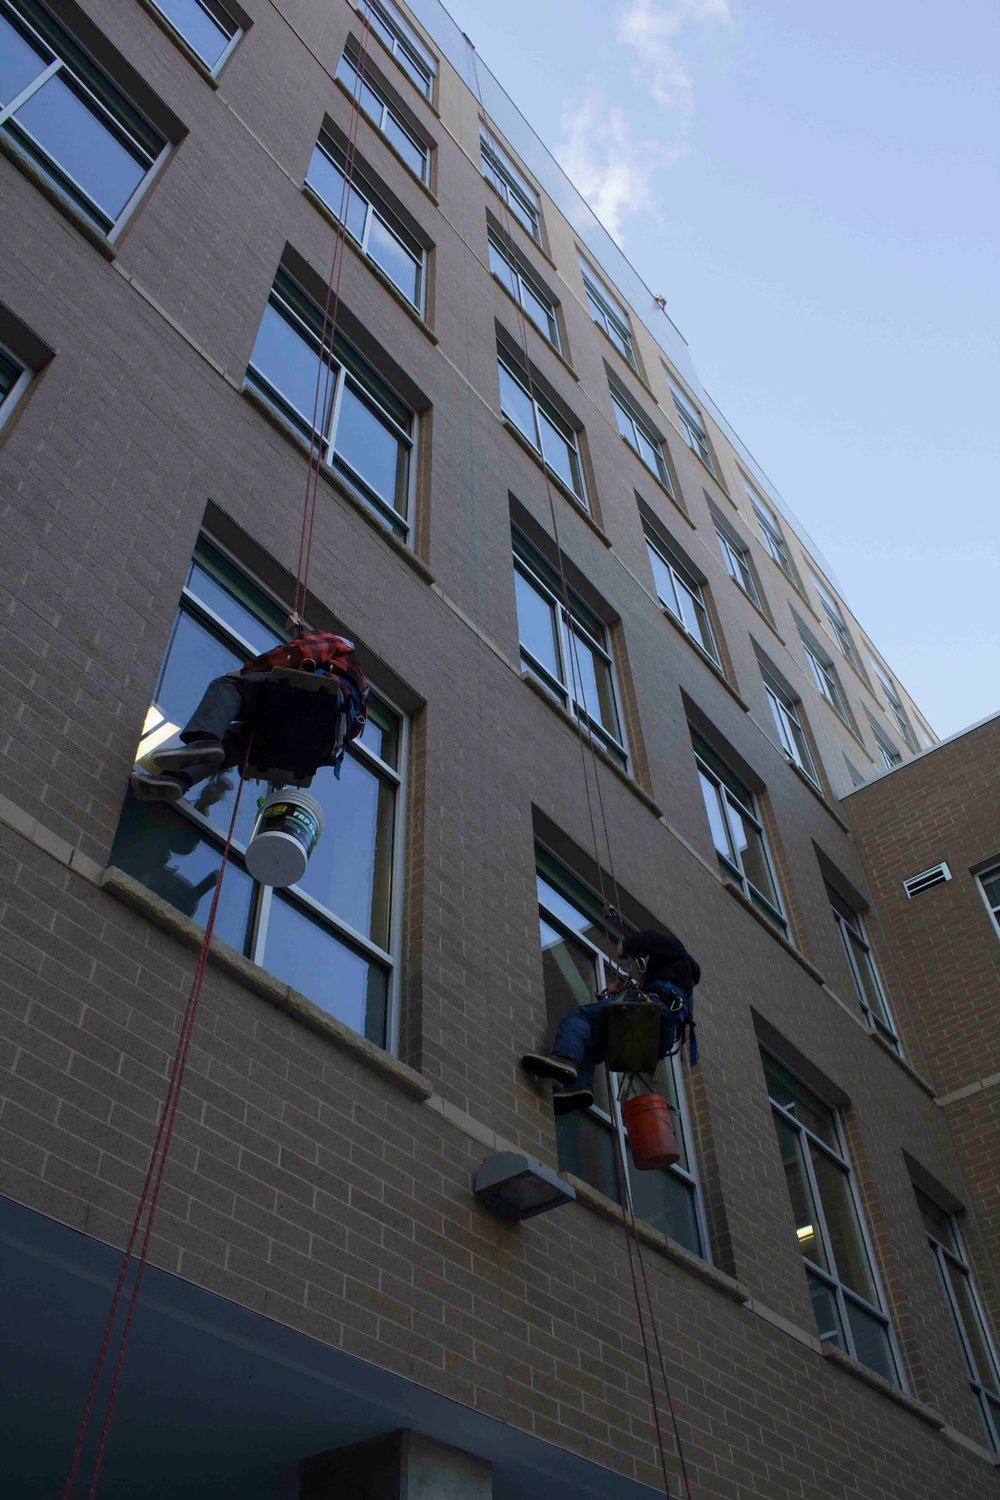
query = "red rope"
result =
(61, 758, 249, 1500)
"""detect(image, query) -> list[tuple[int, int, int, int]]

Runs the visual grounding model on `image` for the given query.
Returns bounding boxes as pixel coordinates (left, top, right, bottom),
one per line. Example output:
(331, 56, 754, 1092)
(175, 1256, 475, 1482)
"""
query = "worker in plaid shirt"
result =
(131, 615, 368, 804)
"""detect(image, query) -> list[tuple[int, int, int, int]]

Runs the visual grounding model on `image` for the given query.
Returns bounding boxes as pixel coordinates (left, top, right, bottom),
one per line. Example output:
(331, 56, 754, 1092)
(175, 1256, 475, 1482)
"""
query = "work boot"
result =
(520, 1054, 578, 1086)
(155, 740, 225, 774)
(129, 767, 190, 804)
(553, 1086, 595, 1115)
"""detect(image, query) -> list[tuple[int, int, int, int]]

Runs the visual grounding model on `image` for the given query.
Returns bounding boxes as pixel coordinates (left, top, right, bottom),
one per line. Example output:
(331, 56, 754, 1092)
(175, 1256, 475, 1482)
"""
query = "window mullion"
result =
(0, 55, 60, 126)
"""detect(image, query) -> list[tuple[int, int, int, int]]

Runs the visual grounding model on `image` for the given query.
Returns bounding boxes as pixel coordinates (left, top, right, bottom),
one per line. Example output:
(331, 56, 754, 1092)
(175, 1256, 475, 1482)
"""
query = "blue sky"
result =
(440, 0, 1000, 738)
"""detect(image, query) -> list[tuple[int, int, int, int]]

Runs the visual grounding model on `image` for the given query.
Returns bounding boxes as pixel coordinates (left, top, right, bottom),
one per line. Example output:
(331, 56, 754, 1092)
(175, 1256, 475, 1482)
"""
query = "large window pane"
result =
(627, 1142, 701, 1253)
(539, 917, 596, 1026)
(0, 13, 47, 105)
(335, 380, 404, 507)
(947, 1259, 999, 1385)
(809, 1145, 877, 1303)
(725, 802, 779, 909)
(568, 629, 618, 741)
(807, 1273, 846, 1347)
(774, 1114, 831, 1274)
(383, 112, 424, 176)
(498, 360, 536, 444)
(537, 407, 578, 493)
(112, 798, 253, 952)
(296, 752, 395, 947)
(515, 571, 560, 680)
(263, 895, 387, 1044)
(367, 212, 420, 305)
(14, 71, 146, 219)
(556, 1108, 618, 1200)
(153, 0, 233, 68)
(186, 563, 282, 656)
(306, 146, 369, 242)
(248, 303, 333, 435)
(845, 1299, 896, 1382)
(698, 772, 731, 861)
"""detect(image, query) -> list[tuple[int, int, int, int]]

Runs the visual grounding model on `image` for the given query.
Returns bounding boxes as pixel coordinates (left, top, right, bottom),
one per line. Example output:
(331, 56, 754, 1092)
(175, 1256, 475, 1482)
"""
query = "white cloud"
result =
(555, 93, 669, 244)
(617, 0, 732, 113)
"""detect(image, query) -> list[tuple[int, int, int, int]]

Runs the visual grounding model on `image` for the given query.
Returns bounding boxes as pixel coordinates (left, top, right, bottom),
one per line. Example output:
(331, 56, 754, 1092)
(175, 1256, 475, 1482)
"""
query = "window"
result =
(670, 383, 716, 475)
(715, 525, 761, 607)
(870, 659, 918, 751)
(917, 1189, 1000, 1451)
(246, 268, 415, 536)
(358, 0, 435, 99)
(580, 259, 636, 370)
(480, 129, 540, 244)
(488, 228, 559, 349)
(976, 865, 1000, 940)
(112, 540, 403, 1049)
(644, 525, 719, 665)
(765, 1054, 901, 1384)
(810, 572, 861, 673)
(746, 480, 796, 583)
(0, 345, 25, 418)
(536, 852, 706, 1255)
(827, 887, 899, 1048)
(801, 634, 852, 727)
(148, 0, 241, 74)
(693, 731, 786, 932)
(498, 344, 586, 506)
(306, 130, 425, 311)
(0, 0, 169, 234)
(513, 532, 626, 767)
(762, 672, 819, 785)
(609, 380, 671, 490)
(872, 726, 902, 770)
(337, 47, 428, 182)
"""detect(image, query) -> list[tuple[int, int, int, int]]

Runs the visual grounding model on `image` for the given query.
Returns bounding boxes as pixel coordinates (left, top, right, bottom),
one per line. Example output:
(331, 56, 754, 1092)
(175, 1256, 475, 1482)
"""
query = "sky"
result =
(438, 0, 1000, 739)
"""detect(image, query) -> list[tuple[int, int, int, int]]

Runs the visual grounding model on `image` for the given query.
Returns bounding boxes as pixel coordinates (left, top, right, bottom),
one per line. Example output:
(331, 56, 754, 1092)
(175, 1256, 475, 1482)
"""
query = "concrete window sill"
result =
(866, 1026, 936, 1096)
(658, 605, 748, 710)
(519, 672, 662, 817)
(722, 878, 826, 985)
(500, 418, 612, 548)
(239, 385, 434, 585)
(0, 135, 117, 260)
(333, 74, 439, 203)
(483, 176, 557, 271)
(102, 866, 432, 1103)
(821, 1345, 945, 1429)
(565, 1172, 750, 1303)
(491, 274, 579, 381)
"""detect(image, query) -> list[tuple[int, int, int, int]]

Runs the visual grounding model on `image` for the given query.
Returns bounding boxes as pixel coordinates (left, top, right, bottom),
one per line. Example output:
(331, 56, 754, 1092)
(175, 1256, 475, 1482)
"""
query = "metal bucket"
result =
(245, 788, 324, 888)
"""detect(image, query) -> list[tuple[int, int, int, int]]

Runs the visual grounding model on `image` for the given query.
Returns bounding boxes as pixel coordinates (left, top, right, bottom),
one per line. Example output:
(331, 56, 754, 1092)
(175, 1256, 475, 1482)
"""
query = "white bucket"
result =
(245, 788, 324, 888)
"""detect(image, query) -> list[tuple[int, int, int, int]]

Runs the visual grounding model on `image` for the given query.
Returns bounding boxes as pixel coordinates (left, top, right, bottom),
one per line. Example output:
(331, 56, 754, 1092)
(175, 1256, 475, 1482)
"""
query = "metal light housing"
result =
(473, 1152, 576, 1221)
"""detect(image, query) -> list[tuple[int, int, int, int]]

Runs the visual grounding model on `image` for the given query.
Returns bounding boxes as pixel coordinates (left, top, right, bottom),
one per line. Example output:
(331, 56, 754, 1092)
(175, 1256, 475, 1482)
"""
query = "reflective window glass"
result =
(151, 0, 237, 70)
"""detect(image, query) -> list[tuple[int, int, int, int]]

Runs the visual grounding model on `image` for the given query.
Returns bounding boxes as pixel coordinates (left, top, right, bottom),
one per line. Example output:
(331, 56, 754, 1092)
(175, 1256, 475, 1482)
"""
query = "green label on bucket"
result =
(258, 803, 321, 855)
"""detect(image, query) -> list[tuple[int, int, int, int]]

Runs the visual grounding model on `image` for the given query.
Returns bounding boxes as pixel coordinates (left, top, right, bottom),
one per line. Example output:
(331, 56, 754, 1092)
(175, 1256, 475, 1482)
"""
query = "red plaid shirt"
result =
(238, 629, 369, 741)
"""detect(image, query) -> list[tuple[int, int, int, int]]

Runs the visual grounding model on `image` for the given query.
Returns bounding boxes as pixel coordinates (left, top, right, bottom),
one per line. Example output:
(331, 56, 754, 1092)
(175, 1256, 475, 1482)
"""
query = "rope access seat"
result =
(243, 667, 347, 787)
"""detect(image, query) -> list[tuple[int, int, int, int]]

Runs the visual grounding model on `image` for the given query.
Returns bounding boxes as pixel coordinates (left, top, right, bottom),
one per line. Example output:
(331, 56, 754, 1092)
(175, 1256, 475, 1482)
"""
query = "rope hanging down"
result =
(467, 39, 695, 1500)
(60, 17, 379, 1498)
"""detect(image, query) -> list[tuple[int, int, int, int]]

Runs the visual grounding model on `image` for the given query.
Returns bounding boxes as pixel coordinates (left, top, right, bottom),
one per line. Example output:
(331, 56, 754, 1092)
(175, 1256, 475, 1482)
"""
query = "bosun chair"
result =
(604, 990, 682, 1170)
(244, 667, 347, 787)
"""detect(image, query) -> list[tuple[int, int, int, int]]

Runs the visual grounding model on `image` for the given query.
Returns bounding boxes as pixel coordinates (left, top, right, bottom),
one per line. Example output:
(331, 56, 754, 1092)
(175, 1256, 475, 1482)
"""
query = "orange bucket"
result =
(621, 1093, 680, 1171)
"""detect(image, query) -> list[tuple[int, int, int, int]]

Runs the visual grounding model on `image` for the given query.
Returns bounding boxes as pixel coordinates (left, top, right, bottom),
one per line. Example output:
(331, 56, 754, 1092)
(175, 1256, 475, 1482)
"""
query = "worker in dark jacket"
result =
(521, 928, 700, 1114)
(131, 617, 368, 804)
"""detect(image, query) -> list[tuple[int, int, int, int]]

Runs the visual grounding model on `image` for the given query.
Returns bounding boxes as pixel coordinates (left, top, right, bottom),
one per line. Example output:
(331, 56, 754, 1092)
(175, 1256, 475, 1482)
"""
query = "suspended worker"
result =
(131, 616, 369, 804)
(521, 928, 700, 1113)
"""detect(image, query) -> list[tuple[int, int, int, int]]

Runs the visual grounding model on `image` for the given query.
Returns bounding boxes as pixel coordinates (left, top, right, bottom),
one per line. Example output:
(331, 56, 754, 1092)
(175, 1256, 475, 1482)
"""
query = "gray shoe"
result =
(154, 740, 224, 773)
(130, 768, 187, 804)
(521, 1053, 578, 1086)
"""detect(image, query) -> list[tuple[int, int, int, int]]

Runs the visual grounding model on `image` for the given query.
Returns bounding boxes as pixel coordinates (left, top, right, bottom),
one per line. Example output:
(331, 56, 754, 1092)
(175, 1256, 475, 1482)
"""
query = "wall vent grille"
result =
(902, 863, 951, 898)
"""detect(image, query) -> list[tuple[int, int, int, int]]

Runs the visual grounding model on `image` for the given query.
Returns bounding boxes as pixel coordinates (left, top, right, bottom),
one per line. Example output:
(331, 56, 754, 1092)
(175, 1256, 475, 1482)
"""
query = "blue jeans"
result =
(551, 984, 686, 1087)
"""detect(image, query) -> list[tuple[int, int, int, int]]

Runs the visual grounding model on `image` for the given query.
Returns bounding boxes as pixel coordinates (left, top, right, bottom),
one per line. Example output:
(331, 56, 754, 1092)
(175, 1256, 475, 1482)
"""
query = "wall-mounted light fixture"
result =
(473, 1153, 576, 1222)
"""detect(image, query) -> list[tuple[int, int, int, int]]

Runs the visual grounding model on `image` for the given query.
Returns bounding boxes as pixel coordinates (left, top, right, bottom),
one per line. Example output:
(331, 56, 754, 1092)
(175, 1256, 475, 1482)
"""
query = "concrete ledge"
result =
(867, 1027, 936, 1097)
(565, 1173, 750, 1303)
(519, 673, 663, 817)
(0, 135, 116, 260)
(333, 73, 440, 204)
(721, 879, 826, 984)
(938, 1423, 1000, 1466)
(500, 418, 612, 547)
(101, 866, 433, 1102)
(936, 1073, 1000, 1107)
(744, 1296, 823, 1354)
(821, 1345, 946, 1428)
(787, 757, 852, 832)
(659, 605, 748, 709)
(490, 273, 579, 381)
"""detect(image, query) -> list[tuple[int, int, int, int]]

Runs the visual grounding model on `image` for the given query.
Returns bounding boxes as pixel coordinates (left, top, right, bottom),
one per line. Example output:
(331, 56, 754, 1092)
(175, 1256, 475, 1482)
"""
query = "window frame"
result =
(670, 383, 716, 475)
(870, 659, 918, 751)
(644, 525, 720, 666)
(488, 227, 560, 350)
(246, 269, 416, 537)
(337, 46, 429, 183)
(746, 480, 796, 583)
(0, 342, 30, 427)
(872, 725, 902, 770)
(810, 572, 862, 674)
(579, 258, 637, 371)
(536, 855, 708, 1257)
(480, 129, 541, 245)
(147, 0, 242, 76)
(121, 539, 408, 1053)
(609, 380, 671, 490)
(693, 734, 787, 933)
(358, 0, 436, 99)
(918, 1189, 1000, 1451)
(0, 0, 170, 236)
(975, 864, 1000, 942)
(715, 524, 762, 607)
(827, 888, 900, 1049)
(497, 343, 587, 507)
(513, 533, 627, 769)
(305, 129, 426, 313)
(802, 634, 852, 728)
(762, 670, 819, 786)
(765, 1053, 904, 1386)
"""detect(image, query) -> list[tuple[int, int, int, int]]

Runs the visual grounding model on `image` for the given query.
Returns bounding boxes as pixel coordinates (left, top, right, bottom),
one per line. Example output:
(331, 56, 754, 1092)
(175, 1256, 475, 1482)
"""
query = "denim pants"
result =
(177, 672, 270, 785)
(551, 984, 685, 1087)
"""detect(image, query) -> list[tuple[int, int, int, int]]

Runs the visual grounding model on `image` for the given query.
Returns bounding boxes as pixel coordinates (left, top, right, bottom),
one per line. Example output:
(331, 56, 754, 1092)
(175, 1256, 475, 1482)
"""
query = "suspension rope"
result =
(62, 18, 382, 1497)
(467, 39, 695, 1498)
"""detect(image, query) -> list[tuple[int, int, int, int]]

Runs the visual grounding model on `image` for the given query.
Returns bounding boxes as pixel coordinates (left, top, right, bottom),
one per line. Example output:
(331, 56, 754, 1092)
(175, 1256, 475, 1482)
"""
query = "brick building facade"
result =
(0, 2, 997, 1496)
